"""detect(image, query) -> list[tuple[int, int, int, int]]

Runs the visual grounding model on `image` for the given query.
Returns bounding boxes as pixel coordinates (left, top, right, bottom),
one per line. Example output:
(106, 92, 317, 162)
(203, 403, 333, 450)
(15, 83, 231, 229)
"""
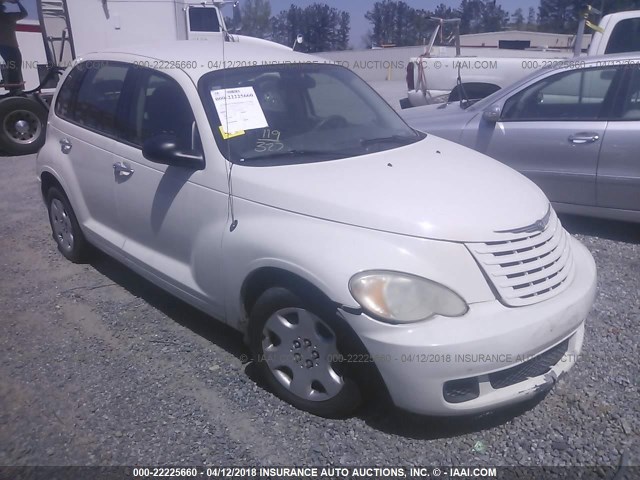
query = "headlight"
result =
(349, 271, 468, 324)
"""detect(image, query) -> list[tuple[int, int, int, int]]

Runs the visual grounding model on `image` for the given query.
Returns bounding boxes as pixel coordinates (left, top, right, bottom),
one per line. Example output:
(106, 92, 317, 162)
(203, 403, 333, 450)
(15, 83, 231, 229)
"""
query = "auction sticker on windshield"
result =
(211, 87, 268, 135)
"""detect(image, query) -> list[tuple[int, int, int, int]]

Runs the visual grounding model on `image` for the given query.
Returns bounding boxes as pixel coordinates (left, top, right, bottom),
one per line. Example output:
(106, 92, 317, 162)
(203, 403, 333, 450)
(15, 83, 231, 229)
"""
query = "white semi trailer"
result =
(1, 0, 243, 155)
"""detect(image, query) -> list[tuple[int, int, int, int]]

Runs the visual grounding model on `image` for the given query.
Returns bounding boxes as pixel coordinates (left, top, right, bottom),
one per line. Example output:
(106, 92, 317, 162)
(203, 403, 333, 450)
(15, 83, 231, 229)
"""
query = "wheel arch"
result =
(40, 170, 66, 201)
(241, 266, 392, 404)
(241, 267, 336, 322)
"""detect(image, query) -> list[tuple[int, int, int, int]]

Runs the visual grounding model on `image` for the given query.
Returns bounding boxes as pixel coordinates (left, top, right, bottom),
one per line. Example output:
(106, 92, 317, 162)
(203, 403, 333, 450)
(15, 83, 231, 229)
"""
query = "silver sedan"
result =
(402, 53, 640, 223)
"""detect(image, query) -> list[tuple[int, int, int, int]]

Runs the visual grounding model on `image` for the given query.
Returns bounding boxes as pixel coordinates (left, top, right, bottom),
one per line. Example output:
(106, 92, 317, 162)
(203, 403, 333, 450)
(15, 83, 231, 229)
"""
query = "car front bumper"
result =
(340, 237, 597, 416)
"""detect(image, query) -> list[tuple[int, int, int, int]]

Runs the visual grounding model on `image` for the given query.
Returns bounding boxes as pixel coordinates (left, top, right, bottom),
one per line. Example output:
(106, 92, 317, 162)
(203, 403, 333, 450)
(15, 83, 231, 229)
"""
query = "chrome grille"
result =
(466, 210, 575, 307)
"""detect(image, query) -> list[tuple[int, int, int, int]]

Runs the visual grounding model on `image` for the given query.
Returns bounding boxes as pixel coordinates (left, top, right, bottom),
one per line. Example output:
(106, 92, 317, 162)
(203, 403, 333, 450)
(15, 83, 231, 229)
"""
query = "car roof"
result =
(77, 36, 322, 83)
(582, 52, 640, 63)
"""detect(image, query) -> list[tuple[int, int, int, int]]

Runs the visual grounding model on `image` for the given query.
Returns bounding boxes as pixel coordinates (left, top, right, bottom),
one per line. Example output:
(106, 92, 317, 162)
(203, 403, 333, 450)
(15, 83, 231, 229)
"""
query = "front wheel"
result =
(249, 287, 362, 417)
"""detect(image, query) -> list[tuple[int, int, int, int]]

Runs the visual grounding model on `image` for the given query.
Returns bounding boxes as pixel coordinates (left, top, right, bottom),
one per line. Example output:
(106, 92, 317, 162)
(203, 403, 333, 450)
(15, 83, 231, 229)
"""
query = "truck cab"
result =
(1, 0, 241, 156)
(592, 10, 640, 55)
(63, 0, 236, 56)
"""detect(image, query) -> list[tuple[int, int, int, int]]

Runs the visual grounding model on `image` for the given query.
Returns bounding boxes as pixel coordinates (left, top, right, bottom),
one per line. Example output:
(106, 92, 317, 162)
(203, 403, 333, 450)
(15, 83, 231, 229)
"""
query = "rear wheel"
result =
(249, 287, 362, 417)
(46, 187, 90, 263)
(0, 97, 48, 156)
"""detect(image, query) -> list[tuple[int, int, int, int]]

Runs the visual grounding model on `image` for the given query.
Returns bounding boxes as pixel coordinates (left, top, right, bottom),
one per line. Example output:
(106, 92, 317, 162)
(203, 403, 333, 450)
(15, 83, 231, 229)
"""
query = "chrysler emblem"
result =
(496, 207, 551, 234)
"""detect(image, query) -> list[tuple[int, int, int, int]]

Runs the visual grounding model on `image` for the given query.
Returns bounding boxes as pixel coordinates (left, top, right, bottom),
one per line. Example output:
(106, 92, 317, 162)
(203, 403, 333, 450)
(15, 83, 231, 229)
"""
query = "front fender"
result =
(221, 197, 495, 333)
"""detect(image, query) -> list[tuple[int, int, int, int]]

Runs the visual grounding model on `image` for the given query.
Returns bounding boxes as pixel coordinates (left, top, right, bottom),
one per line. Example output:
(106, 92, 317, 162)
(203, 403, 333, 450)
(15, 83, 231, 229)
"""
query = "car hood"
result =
(401, 102, 473, 135)
(232, 135, 550, 242)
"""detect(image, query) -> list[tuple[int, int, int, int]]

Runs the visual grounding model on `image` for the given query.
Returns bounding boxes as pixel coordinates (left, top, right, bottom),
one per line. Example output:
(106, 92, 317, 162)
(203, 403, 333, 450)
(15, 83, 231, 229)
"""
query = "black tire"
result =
(0, 96, 48, 156)
(46, 186, 90, 263)
(249, 286, 362, 418)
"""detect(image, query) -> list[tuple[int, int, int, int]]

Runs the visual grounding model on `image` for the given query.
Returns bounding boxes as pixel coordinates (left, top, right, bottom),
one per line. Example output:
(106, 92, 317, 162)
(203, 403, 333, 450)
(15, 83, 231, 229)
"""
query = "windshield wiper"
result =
(360, 135, 417, 147)
(242, 149, 354, 162)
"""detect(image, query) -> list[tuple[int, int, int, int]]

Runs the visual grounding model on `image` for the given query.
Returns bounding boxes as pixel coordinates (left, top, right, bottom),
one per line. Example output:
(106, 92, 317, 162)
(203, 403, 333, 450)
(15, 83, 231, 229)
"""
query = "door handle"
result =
(60, 138, 72, 154)
(113, 161, 134, 177)
(568, 133, 600, 145)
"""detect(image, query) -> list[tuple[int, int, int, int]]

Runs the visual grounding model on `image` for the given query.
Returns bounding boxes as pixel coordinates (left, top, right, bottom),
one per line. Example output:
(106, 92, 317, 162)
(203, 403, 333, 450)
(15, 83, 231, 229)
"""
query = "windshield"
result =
(198, 64, 424, 165)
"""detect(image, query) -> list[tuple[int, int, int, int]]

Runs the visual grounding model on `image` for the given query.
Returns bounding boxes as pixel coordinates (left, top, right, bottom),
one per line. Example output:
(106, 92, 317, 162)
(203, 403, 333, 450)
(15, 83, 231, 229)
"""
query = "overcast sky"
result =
(17, 0, 537, 48)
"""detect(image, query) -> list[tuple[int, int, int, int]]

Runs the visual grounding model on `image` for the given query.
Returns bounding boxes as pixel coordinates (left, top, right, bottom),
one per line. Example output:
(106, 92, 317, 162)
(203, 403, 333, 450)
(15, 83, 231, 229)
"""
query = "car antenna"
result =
(456, 65, 469, 108)
(221, 20, 238, 232)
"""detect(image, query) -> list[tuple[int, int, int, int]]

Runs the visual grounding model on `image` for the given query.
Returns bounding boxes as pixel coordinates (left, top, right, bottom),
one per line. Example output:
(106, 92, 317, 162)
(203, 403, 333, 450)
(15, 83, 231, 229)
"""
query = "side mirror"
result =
(231, 1, 242, 32)
(142, 134, 205, 170)
(482, 104, 502, 123)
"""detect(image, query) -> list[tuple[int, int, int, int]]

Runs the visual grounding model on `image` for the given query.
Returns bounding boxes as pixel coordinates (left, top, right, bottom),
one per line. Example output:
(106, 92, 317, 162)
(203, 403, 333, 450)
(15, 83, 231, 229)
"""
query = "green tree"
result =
(433, 3, 457, 19)
(527, 7, 538, 31)
(536, 0, 640, 33)
(538, 0, 581, 33)
(481, 1, 509, 32)
(337, 11, 351, 50)
(600, 0, 640, 16)
(365, 0, 400, 46)
(455, 1, 510, 34)
(241, 0, 272, 38)
(538, 0, 640, 34)
(457, 0, 484, 34)
(271, 5, 303, 48)
(365, 1, 437, 47)
(361, 29, 374, 48)
(271, 3, 350, 52)
(366, 0, 511, 45)
(535, 0, 640, 33)
(512, 8, 525, 30)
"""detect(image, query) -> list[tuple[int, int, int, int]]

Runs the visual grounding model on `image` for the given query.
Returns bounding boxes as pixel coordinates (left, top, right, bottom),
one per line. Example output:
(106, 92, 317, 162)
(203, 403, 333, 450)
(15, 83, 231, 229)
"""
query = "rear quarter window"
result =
(73, 63, 130, 135)
(54, 65, 85, 120)
(55, 61, 131, 137)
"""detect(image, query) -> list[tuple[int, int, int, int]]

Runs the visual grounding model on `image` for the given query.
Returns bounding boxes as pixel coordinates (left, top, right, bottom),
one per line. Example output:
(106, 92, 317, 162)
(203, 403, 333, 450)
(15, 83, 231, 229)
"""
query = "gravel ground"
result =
(0, 154, 638, 470)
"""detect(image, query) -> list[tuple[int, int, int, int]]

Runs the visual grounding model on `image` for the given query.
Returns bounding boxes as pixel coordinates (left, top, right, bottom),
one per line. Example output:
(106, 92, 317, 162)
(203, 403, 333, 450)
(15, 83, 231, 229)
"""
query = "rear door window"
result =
(618, 67, 640, 120)
(54, 64, 85, 121)
(72, 63, 130, 136)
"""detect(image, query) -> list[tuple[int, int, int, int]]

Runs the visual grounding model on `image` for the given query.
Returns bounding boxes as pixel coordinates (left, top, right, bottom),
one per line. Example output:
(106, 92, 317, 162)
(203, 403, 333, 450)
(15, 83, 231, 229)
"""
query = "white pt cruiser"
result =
(37, 39, 597, 418)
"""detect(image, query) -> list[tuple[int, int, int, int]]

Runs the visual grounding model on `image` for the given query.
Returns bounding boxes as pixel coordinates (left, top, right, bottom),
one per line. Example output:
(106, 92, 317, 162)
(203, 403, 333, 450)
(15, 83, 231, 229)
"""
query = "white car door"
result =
(108, 67, 229, 319)
(50, 61, 131, 251)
